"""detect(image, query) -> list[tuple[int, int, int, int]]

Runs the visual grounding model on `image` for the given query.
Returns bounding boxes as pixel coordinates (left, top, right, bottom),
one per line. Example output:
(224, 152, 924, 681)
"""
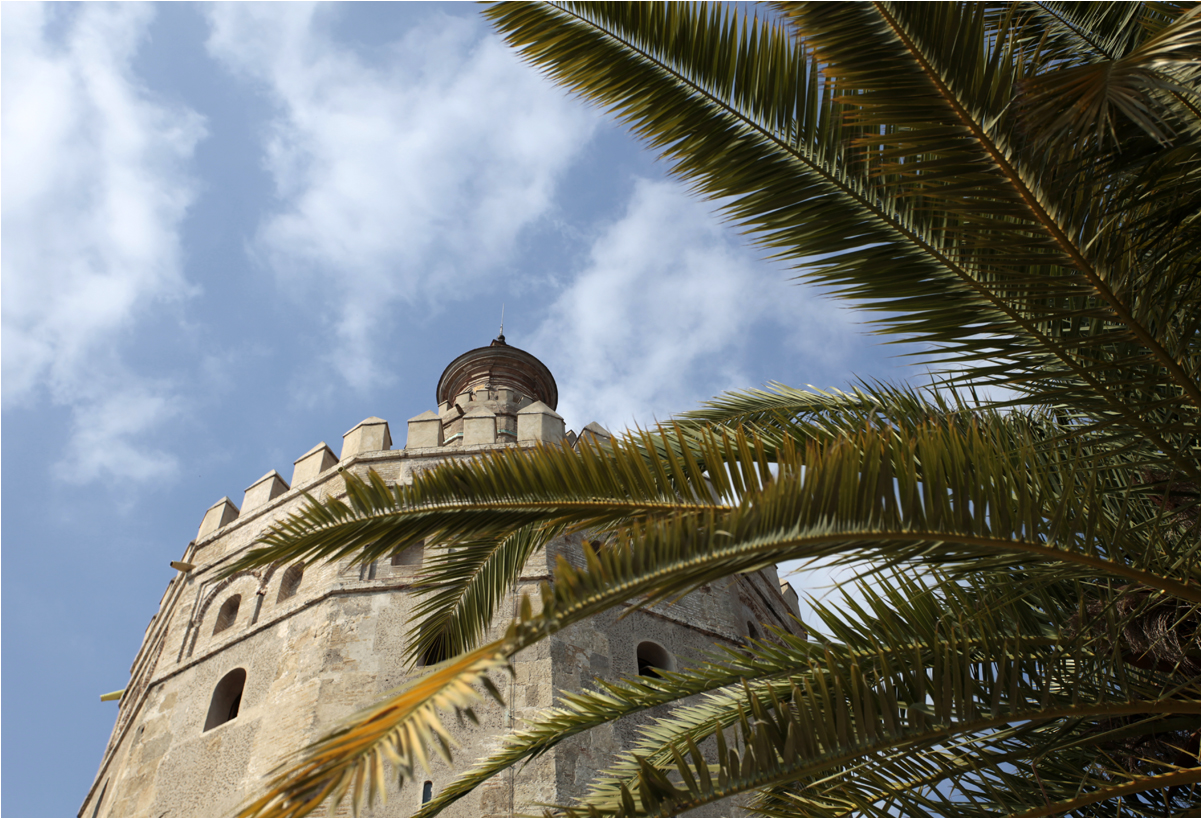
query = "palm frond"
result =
(1014, 6, 1200, 146)
(678, 381, 941, 431)
(238, 406, 1197, 815)
(404, 523, 563, 667)
(222, 430, 736, 579)
(485, 1, 1199, 479)
(554, 574, 1197, 816)
(414, 631, 812, 817)
(236, 409, 1198, 605)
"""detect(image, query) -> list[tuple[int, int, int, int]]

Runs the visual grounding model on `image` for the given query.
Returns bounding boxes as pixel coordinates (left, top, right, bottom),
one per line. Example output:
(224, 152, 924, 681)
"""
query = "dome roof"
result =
(436, 335, 558, 410)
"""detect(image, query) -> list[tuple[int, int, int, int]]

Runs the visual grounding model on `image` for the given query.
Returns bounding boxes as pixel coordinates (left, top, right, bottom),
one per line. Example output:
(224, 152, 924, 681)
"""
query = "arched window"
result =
(391, 541, 423, 568)
(213, 595, 241, 635)
(636, 641, 673, 679)
(204, 668, 246, 731)
(277, 563, 304, 602)
(746, 621, 760, 642)
(421, 781, 434, 805)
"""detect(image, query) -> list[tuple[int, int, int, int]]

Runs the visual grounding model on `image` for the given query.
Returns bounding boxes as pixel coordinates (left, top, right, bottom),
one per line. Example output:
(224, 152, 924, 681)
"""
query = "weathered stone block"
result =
(406, 410, 443, 449)
(198, 498, 239, 540)
(242, 471, 289, 512)
(517, 400, 565, 444)
(341, 417, 392, 459)
(463, 405, 497, 447)
(292, 442, 338, 487)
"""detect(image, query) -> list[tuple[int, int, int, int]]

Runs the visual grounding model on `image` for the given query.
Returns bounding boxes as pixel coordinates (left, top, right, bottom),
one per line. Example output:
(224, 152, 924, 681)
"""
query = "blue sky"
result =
(2, 4, 933, 815)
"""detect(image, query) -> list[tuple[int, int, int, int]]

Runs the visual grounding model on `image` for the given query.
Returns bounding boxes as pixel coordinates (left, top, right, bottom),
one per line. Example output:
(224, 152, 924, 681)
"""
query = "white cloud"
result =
(57, 384, 182, 484)
(530, 178, 858, 433)
(1, 3, 205, 483)
(204, 4, 597, 391)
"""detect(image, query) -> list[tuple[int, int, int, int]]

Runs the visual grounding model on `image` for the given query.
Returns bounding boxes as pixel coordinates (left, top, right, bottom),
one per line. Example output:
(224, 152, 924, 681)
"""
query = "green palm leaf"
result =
(234, 410, 1197, 604)
(557, 580, 1196, 817)
(485, 1, 1199, 476)
(404, 523, 563, 667)
(516, 572, 1196, 816)
(224, 430, 734, 580)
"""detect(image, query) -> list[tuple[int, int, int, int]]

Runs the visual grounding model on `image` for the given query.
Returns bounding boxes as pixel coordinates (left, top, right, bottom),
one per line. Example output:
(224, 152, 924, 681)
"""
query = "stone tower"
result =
(79, 338, 803, 818)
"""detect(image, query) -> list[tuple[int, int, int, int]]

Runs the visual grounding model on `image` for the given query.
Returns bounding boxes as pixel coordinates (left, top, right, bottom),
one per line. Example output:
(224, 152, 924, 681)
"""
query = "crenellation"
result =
(577, 421, 612, 446)
(242, 470, 289, 512)
(779, 577, 801, 619)
(405, 410, 442, 449)
(197, 498, 239, 541)
(517, 400, 564, 444)
(291, 441, 338, 486)
(341, 417, 392, 459)
(462, 404, 498, 446)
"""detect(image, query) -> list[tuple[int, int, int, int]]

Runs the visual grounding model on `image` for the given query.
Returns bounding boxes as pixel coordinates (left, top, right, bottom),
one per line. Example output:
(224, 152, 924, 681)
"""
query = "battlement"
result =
(193, 411, 609, 543)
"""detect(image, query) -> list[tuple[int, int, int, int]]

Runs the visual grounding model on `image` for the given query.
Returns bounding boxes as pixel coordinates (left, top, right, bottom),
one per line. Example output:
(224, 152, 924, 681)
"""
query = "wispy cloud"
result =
(2, 3, 205, 483)
(57, 383, 183, 484)
(205, 5, 597, 391)
(531, 178, 858, 433)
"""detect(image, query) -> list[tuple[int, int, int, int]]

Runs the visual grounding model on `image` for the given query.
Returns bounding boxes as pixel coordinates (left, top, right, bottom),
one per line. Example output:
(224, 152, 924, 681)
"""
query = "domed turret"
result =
(432, 335, 559, 446)
(436, 334, 557, 410)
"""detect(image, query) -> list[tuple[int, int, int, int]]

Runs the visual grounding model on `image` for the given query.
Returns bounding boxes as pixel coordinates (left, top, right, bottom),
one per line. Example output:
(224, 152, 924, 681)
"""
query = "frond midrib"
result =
(869, 1, 1199, 405)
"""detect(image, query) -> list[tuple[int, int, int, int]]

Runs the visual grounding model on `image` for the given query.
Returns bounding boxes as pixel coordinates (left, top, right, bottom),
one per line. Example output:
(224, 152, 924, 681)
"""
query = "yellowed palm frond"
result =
(238, 640, 512, 817)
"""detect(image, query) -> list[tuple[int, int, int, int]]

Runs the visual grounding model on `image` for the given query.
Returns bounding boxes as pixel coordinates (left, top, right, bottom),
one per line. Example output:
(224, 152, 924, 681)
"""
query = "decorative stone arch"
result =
(184, 567, 278, 659)
(636, 640, 675, 679)
(194, 567, 279, 626)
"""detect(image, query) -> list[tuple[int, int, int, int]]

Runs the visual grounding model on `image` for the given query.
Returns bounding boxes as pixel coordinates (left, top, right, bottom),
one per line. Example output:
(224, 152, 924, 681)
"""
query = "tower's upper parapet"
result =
(436, 334, 558, 411)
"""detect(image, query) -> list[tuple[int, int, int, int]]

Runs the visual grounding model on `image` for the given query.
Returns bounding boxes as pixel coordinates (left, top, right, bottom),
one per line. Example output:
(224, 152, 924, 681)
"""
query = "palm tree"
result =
(231, 2, 1199, 816)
